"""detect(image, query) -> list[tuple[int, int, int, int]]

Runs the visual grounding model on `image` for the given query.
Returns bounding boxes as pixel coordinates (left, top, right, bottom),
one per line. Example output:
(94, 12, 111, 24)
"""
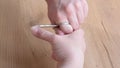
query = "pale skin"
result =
(31, 0, 88, 68)
(46, 0, 88, 34)
(31, 26, 86, 68)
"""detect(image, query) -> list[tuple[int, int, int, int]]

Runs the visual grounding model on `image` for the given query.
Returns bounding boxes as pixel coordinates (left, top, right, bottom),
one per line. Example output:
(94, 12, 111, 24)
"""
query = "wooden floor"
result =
(0, 0, 120, 68)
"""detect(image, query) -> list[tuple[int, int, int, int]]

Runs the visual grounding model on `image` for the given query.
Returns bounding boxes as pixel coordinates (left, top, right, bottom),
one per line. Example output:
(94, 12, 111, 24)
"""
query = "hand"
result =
(31, 25, 86, 68)
(46, 0, 88, 34)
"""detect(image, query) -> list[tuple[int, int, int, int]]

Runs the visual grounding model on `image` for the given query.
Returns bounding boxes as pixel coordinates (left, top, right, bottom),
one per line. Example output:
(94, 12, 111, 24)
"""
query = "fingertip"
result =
(31, 25, 39, 36)
(60, 24, 73, 34)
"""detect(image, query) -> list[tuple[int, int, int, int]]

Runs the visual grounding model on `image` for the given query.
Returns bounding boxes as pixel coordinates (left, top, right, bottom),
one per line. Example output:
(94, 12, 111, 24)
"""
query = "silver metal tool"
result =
(39, 24, 58, 28)
(39, 23, 70, 28)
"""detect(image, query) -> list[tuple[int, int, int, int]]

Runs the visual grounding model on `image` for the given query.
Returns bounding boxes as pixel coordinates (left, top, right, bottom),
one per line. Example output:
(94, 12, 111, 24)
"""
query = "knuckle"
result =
(74, 1, 81, 10)
(64, 4, 74, 15)
(55, 11, 63, 20)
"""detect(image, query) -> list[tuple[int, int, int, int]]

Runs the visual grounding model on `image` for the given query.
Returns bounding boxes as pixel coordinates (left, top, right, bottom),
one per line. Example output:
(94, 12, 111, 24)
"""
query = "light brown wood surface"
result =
(0, 0, 120, 68)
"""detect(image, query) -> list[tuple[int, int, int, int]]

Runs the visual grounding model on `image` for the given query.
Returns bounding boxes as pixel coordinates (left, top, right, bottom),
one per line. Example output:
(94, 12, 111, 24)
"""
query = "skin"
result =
(46, 0, 88, 34)
(31, 0, 88, 68)
(31, 25, 86, 68)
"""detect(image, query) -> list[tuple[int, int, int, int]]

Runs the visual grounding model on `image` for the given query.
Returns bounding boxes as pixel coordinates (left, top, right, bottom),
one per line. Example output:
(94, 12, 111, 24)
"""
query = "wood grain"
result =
(0, 0, 120, 68)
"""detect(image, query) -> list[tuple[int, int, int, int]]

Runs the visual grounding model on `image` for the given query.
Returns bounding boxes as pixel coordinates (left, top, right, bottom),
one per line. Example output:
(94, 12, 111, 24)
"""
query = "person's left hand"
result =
(46, 0, 88, 34)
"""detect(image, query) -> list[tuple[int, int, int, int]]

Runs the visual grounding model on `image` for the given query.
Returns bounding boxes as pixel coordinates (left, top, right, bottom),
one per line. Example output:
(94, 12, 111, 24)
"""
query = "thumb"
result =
(31, 25, 56, 42)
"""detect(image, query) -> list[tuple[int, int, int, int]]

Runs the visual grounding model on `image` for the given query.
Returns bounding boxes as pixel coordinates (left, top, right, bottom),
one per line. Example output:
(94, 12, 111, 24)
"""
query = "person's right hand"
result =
(46, 0, 88, 34)
(31, 25, 86, 68)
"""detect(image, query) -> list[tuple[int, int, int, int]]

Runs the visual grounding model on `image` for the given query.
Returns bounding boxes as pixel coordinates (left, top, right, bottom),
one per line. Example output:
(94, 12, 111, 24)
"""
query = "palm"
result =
(51, 29, 86, 62)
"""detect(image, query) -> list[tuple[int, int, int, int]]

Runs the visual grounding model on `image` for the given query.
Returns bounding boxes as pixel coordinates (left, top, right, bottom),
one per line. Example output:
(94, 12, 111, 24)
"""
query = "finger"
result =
(65, 4, 80, 30)
(81, 0, 88, 18)
(54, 11, 73, 33)
(59, 24, 73, 34)
(74, 1, 84, 24)
(54, 28, 65, 35)
(48, 15, 55, 25)
(67, 12, 79, 30)
(31, 25, 56, 42)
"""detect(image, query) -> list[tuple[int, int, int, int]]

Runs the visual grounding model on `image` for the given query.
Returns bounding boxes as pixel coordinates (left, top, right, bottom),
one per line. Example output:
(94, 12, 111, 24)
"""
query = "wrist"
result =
(58, 60, 84, 68)
(58, 54, 85, 68)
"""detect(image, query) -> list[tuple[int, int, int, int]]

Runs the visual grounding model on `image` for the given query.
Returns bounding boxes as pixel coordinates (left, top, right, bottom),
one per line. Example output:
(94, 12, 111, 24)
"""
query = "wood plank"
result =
(84, 0, 120, 68)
